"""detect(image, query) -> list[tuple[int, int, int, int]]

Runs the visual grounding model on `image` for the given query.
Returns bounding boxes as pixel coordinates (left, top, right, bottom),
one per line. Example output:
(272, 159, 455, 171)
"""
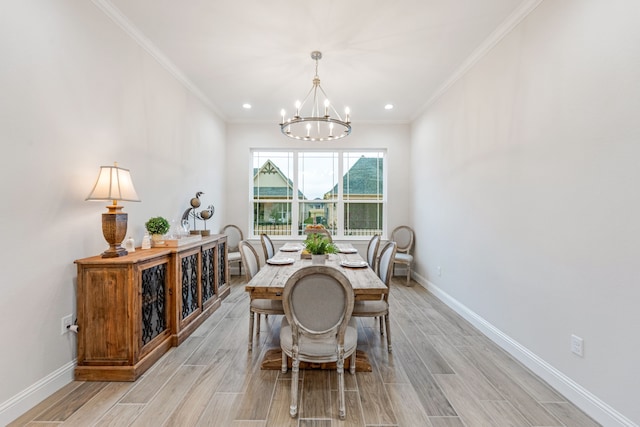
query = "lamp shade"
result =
(86, 164, 140, 202)
(86, 163, 140, 258)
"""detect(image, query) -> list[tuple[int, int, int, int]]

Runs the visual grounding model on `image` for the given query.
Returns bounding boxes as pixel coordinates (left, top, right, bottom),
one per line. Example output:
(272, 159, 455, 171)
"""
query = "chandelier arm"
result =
(317, 85, 345, 121)
(297, 85, 316, 113)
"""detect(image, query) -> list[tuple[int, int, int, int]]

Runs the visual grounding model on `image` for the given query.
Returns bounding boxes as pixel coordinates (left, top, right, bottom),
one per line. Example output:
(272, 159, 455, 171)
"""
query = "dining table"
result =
(245, 242, 388, 302)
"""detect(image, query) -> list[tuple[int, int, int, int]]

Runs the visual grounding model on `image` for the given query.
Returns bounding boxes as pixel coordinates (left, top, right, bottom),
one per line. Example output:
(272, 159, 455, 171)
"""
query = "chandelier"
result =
(279, 51, 351, 141)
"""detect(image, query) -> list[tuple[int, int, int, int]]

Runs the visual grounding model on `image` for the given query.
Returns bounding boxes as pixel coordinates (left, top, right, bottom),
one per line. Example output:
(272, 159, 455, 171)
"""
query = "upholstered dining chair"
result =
(390, 225, 415, 286)
(239, 240, 284, 351)
(352, 241, 396, 352)
(280, 265, 357, 420)
(222, 224, 243, 276)
(260, 233, 275, 262)
(366, 234, 381, 272)
(315, 227, 333, 242)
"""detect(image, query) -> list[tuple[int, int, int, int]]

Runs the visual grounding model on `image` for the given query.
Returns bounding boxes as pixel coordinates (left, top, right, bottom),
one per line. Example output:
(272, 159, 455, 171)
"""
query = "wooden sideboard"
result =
(74, 234, 229, 381)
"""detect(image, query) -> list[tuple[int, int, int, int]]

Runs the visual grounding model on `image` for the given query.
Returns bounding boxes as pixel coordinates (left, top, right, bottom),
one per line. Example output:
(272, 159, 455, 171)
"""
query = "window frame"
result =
(250, 148, 387, 240)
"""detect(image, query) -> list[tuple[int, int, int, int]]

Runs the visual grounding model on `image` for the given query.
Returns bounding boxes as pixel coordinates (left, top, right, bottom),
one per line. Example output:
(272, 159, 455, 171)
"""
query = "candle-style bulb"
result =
(295, 101, 301, 118)
(324, 99, 330, 117)
(280, 109, 286, 124)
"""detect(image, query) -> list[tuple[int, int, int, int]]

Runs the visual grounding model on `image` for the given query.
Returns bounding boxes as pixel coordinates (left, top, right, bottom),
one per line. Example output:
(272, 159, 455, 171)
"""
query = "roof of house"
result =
(325, 156, 383, 197)
(253, 160, 306, 199)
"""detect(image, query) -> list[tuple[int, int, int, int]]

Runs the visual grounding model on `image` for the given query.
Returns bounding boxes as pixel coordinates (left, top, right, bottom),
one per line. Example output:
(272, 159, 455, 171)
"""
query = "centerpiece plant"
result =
(304, 233, 337, 264)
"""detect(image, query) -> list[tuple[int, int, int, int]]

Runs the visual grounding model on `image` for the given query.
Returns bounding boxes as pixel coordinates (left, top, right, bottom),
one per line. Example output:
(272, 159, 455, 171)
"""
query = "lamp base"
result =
(101, 245, 128, 258)
(101, 209, 129, 258)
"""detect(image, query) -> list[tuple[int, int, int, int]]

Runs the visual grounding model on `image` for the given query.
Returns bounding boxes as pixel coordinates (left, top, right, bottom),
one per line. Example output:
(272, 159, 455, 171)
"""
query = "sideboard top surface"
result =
(75, 234, 226, 265)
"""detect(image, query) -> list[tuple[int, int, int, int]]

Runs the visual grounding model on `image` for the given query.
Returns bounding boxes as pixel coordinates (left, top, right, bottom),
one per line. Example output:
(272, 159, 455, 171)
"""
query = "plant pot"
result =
(201, 229, 211, 236)
(311, 254, 327, 265)
(151, 234, 165, 247)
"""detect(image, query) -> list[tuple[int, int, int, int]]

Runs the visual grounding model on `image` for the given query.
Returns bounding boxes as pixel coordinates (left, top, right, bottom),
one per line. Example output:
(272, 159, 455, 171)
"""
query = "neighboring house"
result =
(324, 156, 383, 232)
(253, 160, 305, 225)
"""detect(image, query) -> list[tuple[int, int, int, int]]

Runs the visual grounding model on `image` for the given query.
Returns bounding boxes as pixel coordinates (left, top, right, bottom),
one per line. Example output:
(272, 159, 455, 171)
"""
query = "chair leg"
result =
(281, 351, 288, 373)
(406, 264, 411, 286)
(256, 313, 261, 336)
(350, 351, 356, 375)
(385, 313, 392, 352)
(248, 310, 254, 352)
(337, 355, 346, 419)
(290, 356, 300, 417)
(379, 316, 384, 335)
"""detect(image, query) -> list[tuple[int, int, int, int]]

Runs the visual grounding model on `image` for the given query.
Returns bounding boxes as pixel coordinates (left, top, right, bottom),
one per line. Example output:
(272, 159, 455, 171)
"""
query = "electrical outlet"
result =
(61, 314, 73, 335)
(571, 334, 584, 357)
(437, 266, 442, 277)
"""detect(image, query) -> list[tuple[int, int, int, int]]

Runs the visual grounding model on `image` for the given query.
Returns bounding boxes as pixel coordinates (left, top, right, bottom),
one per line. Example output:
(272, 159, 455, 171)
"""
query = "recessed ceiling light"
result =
(384, 104, 394, 110)
(242, 103, 252, 109)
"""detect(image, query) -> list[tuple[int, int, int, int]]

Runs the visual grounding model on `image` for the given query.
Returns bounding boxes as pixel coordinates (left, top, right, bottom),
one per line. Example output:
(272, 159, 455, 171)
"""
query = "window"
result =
(252, 150, 385, 239)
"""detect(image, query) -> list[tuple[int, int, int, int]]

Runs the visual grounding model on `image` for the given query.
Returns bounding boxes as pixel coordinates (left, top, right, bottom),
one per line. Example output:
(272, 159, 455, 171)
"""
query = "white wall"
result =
(225, 122, 411, 259)
(410, 1, 640, 425)
(0, 1, 226, 423)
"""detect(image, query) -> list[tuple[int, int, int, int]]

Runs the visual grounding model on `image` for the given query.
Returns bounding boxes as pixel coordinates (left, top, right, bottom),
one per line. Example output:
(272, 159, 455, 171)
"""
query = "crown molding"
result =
(411, 0, 545, 121)
(90, 0, 227, 121)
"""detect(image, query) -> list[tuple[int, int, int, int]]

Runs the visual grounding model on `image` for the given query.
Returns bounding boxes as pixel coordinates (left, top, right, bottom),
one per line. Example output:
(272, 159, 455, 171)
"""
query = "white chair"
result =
(390, 225, 415, 286)
(366, 234, 381, 272)
(280, 265, 357, 419)
(352, 241, 396, 352)
(260, 233, 275, 262)
(222, 224, 243, 276)
(239, 240, 283, 351)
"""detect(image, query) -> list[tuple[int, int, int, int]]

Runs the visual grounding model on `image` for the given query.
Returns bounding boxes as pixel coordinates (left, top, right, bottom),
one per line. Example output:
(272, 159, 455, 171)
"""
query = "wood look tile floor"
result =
(10, 276, 601, 427)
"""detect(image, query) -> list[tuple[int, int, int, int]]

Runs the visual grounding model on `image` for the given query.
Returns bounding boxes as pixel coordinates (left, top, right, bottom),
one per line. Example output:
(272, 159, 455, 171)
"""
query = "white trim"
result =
(90, 0, 225, 120)
(411, 271, 637, 427)
(411, 0, 544, 120)
(0, 360, 76, 426)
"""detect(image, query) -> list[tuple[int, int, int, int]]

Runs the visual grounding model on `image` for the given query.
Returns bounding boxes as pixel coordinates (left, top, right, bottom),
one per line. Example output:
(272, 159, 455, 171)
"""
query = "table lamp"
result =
(86, 162, 141, 258)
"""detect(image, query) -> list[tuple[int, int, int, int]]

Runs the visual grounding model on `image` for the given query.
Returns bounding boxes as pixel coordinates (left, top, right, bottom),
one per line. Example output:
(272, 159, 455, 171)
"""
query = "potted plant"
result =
(145, 216, 170, 246)
(304, 233, 337, 264)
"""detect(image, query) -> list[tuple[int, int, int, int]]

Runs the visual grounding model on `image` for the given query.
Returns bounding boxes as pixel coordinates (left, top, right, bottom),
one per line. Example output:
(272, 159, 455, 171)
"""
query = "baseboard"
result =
(412, 272, 637, 427)
(0, 360, 76, 426)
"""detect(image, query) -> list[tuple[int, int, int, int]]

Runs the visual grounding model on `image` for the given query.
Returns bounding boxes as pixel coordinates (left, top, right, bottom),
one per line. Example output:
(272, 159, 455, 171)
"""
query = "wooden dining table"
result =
(245, 242, 388, 301)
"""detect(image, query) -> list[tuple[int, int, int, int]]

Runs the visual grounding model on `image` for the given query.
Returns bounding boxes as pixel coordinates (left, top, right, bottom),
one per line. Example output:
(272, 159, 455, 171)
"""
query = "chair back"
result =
(239, 240, 260, 281)
(260, 233, 275, 260)
(366, 234, 381, 270)
(282, 265, 354, 345)
(390, 226, 415, 255)
(222, 224, 243, 252)
(377, 241, 397, 287)
(316, 228, 333, 243)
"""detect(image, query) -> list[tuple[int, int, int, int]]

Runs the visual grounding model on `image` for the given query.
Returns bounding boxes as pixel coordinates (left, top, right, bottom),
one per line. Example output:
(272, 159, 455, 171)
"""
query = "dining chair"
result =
(260, 233, 275, 262)
(239, 240, 284, 351)
(316, 227, 333, 242)
(280, 265, 357, 420)
(305, 226, 333, 243)
(366, 234, 381, 272)
(390, 225, 415, 286)
(222, 224, 243, 276)
(352, 241, 396, 352)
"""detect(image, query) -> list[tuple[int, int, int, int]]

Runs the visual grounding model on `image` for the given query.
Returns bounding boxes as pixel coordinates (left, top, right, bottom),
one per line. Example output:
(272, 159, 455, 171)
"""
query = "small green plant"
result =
(145, 216, 170, 235)
(304, 233, 337, 255)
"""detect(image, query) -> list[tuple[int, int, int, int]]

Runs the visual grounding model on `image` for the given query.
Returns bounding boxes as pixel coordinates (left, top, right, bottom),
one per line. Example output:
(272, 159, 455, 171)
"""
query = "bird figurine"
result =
(197, 204, 215, 235)
(190, 191, 203, 208)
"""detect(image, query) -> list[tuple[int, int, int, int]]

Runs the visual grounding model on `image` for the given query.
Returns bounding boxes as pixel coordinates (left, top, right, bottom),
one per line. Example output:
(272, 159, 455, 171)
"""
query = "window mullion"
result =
(291, 151, 299, 238)
(336, 150, 344, 239)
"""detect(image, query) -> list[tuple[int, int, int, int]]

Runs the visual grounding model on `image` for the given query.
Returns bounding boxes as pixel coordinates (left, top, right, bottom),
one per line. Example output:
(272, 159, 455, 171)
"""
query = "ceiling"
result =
(103, 0, 532, 124)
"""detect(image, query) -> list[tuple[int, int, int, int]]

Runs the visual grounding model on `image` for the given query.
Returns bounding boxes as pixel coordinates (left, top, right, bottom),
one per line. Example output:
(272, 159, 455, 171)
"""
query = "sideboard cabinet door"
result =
(75, 254, 171, 381)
